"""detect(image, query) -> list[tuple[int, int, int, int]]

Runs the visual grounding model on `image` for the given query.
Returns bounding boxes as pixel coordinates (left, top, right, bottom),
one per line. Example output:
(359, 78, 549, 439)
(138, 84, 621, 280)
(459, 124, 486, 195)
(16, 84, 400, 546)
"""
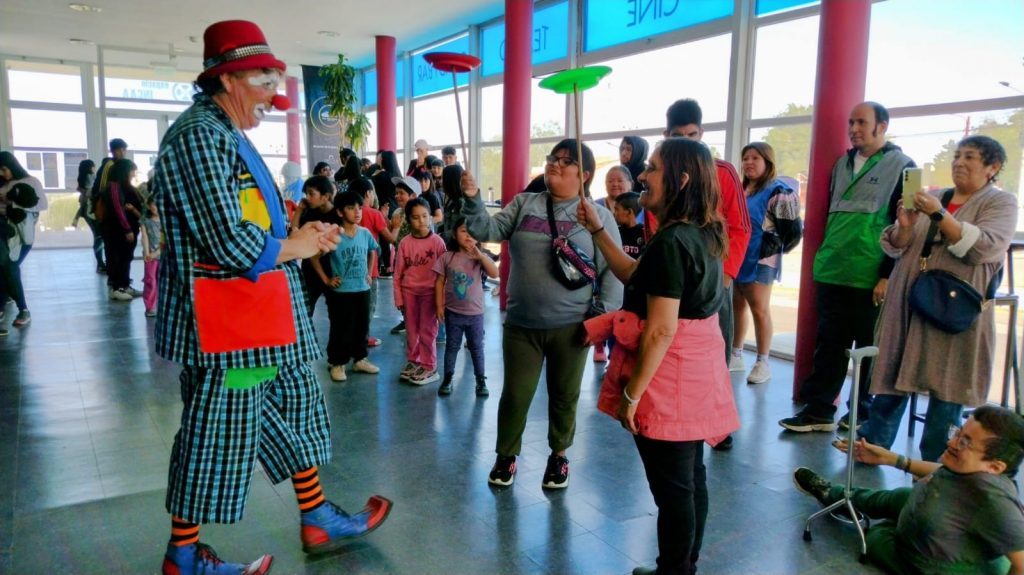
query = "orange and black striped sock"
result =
(292, 467, 325, 513)
(170, 516, 199, 547)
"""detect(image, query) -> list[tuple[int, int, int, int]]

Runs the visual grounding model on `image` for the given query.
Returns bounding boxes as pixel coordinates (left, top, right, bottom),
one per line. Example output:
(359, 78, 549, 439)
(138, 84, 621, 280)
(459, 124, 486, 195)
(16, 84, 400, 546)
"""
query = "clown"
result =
(150, 20, 391, 575)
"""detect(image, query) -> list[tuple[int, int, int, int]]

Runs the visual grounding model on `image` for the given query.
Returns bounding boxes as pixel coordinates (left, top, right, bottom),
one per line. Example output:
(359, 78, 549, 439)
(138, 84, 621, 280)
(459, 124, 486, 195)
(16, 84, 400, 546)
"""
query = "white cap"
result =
(392, 175, 421, 194)
(413, 139, 429, 151)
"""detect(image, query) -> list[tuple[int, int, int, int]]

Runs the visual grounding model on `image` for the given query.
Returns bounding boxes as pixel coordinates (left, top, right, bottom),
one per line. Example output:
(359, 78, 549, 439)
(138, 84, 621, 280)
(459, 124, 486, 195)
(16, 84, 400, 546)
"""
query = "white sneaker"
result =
(127, 285, 143, 298)
(728, 354, 745, 372)
(330, 365, 347, 382)
(747, 359, 771, 384)
(352, 358, 380, 374)
(111, 288, 134, 302)
(409, 369, 440, 386)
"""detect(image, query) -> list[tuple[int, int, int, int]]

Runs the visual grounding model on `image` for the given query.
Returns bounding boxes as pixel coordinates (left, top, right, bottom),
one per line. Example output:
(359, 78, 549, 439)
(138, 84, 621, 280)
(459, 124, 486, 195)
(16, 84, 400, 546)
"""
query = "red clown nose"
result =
(271, 95, 291, 111)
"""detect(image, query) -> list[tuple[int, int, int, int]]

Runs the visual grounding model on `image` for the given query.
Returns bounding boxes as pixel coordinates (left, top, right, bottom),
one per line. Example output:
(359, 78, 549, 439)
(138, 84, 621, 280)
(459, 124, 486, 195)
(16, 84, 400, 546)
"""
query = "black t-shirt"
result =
(619, 224, 645, 258)
(421, 190, 442, 214)
(299, 207, 336, 276)
(623, 222, 723, 320)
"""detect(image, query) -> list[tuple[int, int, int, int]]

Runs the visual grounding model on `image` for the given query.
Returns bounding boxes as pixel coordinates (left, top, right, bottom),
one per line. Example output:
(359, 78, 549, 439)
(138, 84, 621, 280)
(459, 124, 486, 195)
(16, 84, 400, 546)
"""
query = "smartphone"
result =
(902, 167, 922, 211)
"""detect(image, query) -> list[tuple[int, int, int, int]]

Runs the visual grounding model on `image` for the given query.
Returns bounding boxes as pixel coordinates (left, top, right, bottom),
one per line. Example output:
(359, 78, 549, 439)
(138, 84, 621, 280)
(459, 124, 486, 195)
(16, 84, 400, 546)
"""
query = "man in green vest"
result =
(780, 101, 915, 433)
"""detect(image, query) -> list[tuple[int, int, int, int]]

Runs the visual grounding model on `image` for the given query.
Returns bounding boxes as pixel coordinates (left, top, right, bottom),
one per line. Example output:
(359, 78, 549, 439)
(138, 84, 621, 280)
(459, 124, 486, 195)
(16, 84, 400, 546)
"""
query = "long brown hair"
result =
(740, 142, 777, 192)
(657, 138, 728, 260)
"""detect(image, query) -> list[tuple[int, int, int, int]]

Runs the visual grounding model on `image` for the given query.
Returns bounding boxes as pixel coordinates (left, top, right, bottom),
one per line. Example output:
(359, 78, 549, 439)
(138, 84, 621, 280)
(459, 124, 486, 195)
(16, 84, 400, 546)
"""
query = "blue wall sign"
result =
(411, 35, 471, 98)
(480, 1, 569, 77)
(584, 0, 733, 52)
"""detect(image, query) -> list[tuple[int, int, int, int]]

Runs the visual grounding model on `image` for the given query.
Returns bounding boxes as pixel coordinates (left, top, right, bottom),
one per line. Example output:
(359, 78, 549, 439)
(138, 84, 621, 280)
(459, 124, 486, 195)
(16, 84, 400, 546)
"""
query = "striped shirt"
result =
(150, 93, 319, 368)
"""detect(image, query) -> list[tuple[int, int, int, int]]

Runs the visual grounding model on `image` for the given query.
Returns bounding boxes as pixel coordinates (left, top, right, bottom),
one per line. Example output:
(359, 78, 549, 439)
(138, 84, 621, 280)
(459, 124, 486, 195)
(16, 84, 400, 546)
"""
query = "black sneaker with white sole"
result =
(779, 412, 836, 432)
(541, 454, 569, 489)
(488, 455, 516, 486)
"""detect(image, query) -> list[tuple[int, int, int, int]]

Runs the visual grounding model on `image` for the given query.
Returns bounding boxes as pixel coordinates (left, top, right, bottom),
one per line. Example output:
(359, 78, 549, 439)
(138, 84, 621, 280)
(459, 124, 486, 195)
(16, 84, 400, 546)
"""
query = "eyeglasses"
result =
(545, 155, 576, 168)
(947, 425, 975, 452)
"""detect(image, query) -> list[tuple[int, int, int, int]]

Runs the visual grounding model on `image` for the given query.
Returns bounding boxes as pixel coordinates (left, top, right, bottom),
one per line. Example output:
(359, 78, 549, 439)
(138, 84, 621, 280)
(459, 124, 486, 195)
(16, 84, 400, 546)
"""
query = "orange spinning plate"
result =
(423, 52, 481, 73)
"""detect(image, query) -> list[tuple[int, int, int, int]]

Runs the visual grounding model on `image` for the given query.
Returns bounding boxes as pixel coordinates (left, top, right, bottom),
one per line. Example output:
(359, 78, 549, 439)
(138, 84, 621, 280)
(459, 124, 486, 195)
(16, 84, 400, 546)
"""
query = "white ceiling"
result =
(0, 0, 506, 75)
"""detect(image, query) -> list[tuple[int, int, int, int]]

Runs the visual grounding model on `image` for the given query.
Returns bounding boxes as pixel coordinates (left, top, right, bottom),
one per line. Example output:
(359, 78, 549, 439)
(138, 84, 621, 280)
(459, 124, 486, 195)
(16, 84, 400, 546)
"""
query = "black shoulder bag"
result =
(907, 190, 994, 334)
(547, 194, 597, 290)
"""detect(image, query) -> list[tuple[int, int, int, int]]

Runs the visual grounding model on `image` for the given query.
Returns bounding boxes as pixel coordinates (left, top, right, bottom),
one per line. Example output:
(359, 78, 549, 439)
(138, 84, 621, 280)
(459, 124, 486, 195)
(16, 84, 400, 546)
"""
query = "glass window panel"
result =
(477, 141, 559, 202)
(6, 64, 82, 105)
(867, 0, 1024, 107)
(584, 0, 732, 52)
(482, 79, 566, 144)
(106, 117, 160, 152)
(11, 109, 88, 149)
(583, 34, 731, 133)
(413, 90, 470, 148)
(364, 106, 405, 152)
(748, 123, 812, 185)
(12, 150, 80, 192)
(247, 120, 289, 156)
(481, 85, 504, 143)
(751, 15, 819, 119)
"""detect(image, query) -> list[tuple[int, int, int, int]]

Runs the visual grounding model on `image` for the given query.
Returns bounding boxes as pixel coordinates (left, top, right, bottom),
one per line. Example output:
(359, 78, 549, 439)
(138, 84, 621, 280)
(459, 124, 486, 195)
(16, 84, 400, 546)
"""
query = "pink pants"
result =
(143, 259, 159, 312)
(404, 291, 438, 370)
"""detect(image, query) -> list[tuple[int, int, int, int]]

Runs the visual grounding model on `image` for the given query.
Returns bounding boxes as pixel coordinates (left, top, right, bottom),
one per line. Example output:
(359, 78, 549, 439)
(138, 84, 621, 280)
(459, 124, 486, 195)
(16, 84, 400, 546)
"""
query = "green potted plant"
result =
(319, 53, 371, 150)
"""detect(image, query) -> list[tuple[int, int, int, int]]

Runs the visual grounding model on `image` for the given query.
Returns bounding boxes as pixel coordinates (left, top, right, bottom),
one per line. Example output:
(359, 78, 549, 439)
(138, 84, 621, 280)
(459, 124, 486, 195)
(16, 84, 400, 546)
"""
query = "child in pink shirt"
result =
(394, 198, 447, 385)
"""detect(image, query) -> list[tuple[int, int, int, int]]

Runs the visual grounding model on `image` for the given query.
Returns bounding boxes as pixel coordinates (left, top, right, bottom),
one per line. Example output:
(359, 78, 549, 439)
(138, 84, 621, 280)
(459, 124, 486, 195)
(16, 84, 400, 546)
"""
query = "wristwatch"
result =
(930, 208, 947, 222)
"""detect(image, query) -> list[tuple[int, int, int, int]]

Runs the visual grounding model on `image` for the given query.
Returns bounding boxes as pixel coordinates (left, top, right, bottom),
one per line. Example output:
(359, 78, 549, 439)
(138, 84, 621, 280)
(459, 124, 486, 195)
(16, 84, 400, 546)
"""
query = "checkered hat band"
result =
(203, 44, 273, 71)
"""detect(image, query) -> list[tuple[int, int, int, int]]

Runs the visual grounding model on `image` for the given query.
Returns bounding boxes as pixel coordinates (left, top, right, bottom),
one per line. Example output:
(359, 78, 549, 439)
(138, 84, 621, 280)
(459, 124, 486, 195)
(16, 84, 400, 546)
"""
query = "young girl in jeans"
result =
(140, 196, 163, 317)
(394, 198, 446, 386)
(433, 217, 498, 397)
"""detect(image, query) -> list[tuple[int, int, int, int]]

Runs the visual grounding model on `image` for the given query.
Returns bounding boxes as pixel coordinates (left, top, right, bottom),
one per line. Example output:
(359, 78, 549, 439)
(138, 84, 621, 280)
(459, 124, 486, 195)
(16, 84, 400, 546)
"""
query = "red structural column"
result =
(285, 76, 300, 163)
(376, 36, 397, 152)
(793, 0, 872, 397)
(499, 0, 533, 310)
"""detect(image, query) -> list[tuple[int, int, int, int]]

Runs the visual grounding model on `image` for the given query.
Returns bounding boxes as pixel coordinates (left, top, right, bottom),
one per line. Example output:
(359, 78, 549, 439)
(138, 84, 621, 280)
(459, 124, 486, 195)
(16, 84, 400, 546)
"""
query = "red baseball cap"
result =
(199, 20, 287, 79)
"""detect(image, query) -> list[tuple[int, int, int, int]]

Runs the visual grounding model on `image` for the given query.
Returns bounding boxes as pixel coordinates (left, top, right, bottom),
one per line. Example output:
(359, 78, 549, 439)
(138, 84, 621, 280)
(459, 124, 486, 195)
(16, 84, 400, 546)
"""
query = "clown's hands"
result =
(280, 221, 340, 263)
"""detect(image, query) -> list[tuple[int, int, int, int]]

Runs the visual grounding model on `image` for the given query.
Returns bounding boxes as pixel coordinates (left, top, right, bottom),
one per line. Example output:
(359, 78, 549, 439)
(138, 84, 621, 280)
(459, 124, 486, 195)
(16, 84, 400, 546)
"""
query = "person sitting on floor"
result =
(794, 404, 1024, 575)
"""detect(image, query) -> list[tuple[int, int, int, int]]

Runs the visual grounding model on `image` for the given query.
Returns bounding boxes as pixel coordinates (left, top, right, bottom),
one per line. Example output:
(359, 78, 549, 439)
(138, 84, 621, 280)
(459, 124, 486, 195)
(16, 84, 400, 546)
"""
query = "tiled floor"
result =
(1, 248, 941, 574)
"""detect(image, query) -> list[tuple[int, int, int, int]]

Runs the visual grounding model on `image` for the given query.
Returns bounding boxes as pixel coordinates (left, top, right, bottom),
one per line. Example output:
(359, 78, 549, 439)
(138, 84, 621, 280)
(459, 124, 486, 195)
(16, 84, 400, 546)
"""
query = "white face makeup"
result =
(248, 71, 283, 122)
(247, 71, 283, 91)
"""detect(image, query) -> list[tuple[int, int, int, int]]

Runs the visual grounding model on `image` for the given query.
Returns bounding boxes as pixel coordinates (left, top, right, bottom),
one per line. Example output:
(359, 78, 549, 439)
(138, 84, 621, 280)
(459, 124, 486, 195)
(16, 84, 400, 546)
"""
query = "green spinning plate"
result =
(538, 66, 612, 94)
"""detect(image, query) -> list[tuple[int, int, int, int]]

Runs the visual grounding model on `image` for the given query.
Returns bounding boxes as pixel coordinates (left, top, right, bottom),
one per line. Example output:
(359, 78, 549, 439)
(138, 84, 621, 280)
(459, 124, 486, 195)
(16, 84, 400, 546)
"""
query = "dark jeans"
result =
(860, 393, 963, 462)
(634, 435, 706, 575)
(797, 282, 878, 419)
(103, 227, 137, 290)
(325, 290, 370, 365)
(443, 311, 485, 378)
(0, 236, 27, 311)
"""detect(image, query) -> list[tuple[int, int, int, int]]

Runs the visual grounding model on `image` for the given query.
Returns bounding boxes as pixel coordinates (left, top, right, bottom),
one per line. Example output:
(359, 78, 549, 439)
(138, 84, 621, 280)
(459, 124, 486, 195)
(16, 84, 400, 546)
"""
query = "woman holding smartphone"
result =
(859, 135, 1016, 462)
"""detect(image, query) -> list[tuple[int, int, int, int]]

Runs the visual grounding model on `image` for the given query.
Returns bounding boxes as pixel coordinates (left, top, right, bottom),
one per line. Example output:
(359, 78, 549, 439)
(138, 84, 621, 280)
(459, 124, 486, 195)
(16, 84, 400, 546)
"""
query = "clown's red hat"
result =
(199, 20, 286, 79)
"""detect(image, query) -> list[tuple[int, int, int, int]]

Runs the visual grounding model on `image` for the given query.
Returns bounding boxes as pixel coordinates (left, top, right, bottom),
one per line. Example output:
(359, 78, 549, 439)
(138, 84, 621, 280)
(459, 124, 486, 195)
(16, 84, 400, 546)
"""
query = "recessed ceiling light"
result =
(317, 30, 339, 38)
(68, 38, 95, 45)
(68, 3, 102, 12)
